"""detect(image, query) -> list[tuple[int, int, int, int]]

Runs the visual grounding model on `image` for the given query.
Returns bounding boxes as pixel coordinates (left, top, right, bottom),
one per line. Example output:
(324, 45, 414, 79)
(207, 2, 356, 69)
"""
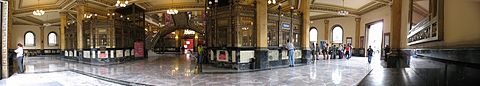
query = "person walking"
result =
(322, 44, 329, 60)
(286, 40, 295, 67)
(367, 46, 374, 63)
(14, 43, 25, 73)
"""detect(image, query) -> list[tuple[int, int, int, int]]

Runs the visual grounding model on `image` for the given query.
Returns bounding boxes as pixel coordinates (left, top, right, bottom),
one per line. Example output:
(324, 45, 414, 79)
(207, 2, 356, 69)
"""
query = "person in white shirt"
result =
(286, 40, 295, 67)
(14, 43, 24, 73)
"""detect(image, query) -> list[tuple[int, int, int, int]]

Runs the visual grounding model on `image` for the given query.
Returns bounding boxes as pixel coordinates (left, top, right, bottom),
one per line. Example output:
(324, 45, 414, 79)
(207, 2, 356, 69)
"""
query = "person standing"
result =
(330, 44, 337, 59)
(349, 44, 353, 59)
(345, 44, 351, 59)
(315, 44, 321, 60)
(367, 46, 374, 63)
(197, 44, 204, 64)
(322, 44, 329, 60)
(14, 43, 24, 73)
(286, 40, 295, 67)
(338, 45, 344, 59)
(311, 43, 317, 61)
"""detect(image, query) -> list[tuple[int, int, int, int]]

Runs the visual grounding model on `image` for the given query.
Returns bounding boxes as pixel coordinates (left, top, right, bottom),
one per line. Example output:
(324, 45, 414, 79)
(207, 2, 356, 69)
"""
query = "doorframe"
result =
(364, 19, 385, 56)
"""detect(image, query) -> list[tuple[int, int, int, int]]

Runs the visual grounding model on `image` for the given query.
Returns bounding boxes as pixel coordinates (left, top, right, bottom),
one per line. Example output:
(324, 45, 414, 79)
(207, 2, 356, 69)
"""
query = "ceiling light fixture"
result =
(115, 0, 129, 7)
(268, 0, 276, 4)
(167, 0, 178, 14)
(337, 0, 349, 16)
(32, 0, 45, 16)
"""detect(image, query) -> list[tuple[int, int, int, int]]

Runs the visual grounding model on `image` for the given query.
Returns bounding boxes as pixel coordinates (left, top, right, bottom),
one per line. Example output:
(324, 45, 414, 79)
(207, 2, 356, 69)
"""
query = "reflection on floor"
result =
(1, 54, 382, 85)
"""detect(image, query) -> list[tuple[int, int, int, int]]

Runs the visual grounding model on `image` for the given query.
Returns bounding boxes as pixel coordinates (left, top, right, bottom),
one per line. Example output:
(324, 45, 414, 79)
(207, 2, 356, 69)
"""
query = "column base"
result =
(254, 49, 269, 69)
(386, 49, 410, 68)
(302, 49, 312, 64)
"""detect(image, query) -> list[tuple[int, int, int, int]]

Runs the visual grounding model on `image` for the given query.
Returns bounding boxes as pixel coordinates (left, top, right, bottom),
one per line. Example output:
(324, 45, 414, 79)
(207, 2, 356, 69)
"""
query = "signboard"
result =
(134, 41, 145, 57)
(282, 23, 290, 30)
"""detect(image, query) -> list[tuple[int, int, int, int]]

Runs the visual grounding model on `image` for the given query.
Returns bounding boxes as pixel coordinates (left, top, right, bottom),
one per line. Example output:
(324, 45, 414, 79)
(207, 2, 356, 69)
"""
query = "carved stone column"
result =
(324, 20, 330, 43)
(76, 3, 85, 56)
(387, 0, 409, 68)
(254, 0, 269, 69)
(300, 0, 312, 64)
(60, 12, 67, 53)
(40, 26, 45, 54)
(355, 18, 361, 48)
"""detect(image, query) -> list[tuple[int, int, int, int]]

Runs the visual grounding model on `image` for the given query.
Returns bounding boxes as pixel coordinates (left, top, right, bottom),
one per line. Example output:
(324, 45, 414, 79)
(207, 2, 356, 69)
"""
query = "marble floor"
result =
(1, 54, 385, 86)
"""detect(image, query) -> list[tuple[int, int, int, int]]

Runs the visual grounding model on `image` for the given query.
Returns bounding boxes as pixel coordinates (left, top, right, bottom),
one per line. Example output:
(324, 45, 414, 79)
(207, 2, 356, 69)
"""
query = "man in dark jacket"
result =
(367, 46, 374, 63)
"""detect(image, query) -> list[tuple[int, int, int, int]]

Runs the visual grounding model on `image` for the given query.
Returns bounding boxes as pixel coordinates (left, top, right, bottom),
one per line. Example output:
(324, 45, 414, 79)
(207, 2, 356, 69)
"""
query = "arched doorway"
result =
(309, 27, 318, 46)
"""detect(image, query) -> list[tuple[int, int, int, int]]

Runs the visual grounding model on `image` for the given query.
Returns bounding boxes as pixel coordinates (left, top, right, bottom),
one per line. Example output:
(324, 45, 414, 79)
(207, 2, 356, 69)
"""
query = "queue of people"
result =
(311, 43, 353, 60)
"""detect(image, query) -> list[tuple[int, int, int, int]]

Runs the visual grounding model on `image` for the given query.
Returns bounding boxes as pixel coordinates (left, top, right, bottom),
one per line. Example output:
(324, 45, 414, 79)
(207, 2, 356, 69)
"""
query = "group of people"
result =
(311, 43, 353, 60)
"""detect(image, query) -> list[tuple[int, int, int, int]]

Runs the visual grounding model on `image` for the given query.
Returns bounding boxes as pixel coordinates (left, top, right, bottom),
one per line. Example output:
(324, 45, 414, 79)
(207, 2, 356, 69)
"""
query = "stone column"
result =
(76, 3, 85, 57)
(194, 32, 199, 51)
(60, 12, 67, 54)
(387, 0, 408, 68)
(3, 0, 14, 78)
(254, 0, 269, 69)
(355, 18, 361, 48)
(300, 0, 312, 64)
(324, 20, 329, 43)
(40, 26, 45, 54)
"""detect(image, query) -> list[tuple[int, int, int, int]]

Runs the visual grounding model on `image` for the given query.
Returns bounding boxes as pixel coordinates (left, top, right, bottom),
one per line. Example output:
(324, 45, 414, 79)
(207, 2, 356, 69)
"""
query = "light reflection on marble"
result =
(0, 71, 122, 86)
(10, 54, 383, 86)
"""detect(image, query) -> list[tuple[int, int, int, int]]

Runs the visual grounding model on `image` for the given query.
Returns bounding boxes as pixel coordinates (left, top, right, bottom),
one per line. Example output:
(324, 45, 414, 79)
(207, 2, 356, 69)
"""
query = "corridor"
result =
(1, 54, 377, 86)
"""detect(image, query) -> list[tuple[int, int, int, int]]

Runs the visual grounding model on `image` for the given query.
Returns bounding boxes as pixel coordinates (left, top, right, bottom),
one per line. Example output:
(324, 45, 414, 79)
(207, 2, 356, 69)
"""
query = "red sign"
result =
(100, 53, 107, 58)
(134, 41, 145, 57)
(219, 51, 227, 61)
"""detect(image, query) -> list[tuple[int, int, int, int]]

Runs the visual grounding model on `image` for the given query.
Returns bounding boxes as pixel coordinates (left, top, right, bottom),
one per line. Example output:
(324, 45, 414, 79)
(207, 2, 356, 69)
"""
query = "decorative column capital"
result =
(324, 20, 329, 24)
(355, 18, 361, 22)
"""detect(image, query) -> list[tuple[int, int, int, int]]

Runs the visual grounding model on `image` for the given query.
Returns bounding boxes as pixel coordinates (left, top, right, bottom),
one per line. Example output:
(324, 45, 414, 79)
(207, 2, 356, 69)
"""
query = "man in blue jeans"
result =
(286, 40, 295, 67)
(367, 46, 374, 63)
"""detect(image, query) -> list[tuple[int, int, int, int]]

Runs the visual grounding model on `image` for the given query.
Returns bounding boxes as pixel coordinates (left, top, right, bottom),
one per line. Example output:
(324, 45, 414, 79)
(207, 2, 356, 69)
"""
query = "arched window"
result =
(332, 25, 343, 43)
(48, 32, 57, 46)
(309, 27, 318, 42)
(25, 31, 35, 46)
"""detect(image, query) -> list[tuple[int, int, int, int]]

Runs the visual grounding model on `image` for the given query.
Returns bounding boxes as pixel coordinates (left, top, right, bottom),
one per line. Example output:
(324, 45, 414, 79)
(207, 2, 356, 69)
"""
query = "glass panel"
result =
(25, 32, 35, 46)
(238, 17, 254, 47)
(267, 22, 279, 46)
(332, 26, 343, 43)
(411, 0, 430, 28)
(48, 33, 57, 46)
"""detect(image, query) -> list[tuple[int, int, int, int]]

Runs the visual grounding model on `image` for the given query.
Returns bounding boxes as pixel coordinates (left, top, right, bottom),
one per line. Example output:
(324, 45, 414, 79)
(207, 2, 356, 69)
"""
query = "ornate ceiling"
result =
(11, 0, 390, 25)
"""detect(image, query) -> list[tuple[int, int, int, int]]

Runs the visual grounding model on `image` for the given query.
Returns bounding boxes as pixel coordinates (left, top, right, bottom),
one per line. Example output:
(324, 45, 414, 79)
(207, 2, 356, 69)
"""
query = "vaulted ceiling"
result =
(11, 0, 390, 25)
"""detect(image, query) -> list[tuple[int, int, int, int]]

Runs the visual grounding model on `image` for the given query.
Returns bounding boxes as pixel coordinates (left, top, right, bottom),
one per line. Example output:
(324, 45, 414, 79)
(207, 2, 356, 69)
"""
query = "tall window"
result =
(48, 32, 57, 46)
(332, 25, 343, 43)
(309, 28, 318, 42)
(25, 31, 35, 46)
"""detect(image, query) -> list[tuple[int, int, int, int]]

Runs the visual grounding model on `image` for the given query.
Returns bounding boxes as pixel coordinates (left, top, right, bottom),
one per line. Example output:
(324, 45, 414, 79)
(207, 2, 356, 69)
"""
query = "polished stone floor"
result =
(0, 53, 384, 86)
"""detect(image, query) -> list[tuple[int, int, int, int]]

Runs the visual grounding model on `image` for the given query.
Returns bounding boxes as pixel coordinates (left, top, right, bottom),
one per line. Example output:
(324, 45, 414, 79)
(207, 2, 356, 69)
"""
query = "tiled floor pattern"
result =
(1, 54, 384, 86)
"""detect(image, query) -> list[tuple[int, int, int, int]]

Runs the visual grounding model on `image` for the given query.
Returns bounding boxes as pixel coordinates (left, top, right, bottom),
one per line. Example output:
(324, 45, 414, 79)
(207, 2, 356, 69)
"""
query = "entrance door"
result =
(367, 21, 384, 63)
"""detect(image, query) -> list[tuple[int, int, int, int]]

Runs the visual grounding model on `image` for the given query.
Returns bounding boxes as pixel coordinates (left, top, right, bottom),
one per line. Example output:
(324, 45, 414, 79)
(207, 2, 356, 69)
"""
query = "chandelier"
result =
(115, 0, 129, 7)
(268, 0, 276, 4)
(337, 0, 349, 16)
(167, 9, 178, 14)
(32, 0, 44, 16)
(167, 0, 178, 14)
(33, 9, 45, 16)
